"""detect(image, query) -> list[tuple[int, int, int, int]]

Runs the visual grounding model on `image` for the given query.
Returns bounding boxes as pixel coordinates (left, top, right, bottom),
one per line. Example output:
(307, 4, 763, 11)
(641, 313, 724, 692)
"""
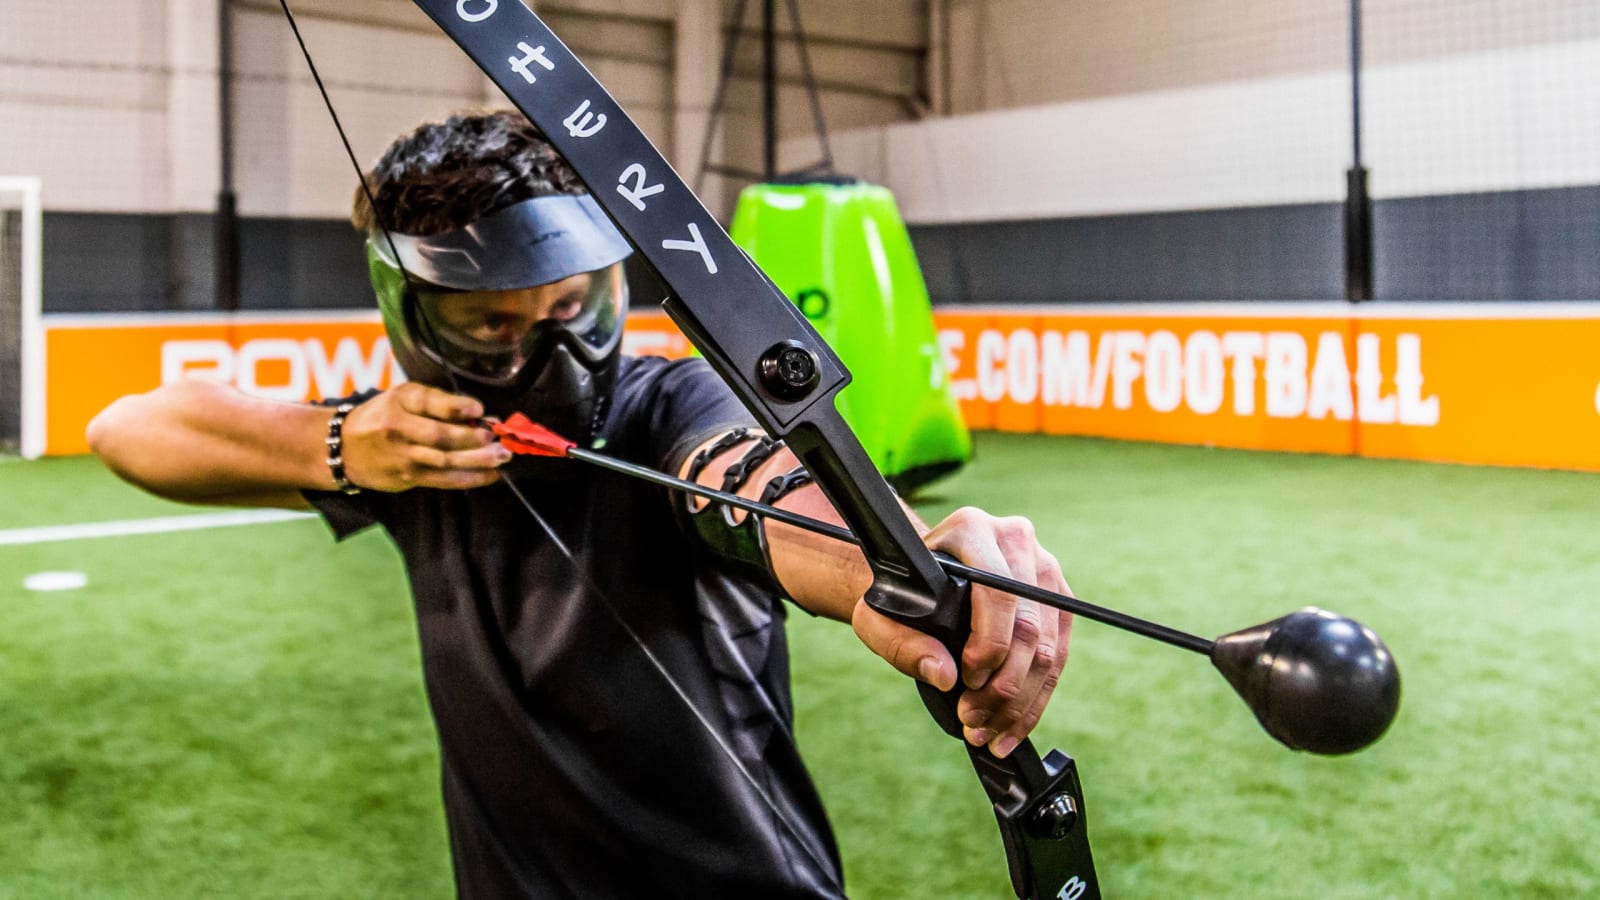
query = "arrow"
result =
(492, 414, 1402, 756)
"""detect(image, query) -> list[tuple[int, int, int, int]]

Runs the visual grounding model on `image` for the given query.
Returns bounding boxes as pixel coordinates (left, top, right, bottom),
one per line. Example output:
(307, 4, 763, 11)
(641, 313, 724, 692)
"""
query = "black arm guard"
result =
(759, 465, 814, 506)
(678, 432, 791, 585)
(719, 437, 782, 494)
(685, 427, 752, 483)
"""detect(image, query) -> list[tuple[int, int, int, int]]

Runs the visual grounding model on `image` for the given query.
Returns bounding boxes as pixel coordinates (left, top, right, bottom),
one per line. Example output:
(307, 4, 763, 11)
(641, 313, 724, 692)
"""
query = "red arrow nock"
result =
(492, 413, 577, 458)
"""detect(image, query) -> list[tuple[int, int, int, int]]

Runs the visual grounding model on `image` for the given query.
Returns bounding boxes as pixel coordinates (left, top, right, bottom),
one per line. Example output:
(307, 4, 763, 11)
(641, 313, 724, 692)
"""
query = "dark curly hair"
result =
(351, 109, 585, 236)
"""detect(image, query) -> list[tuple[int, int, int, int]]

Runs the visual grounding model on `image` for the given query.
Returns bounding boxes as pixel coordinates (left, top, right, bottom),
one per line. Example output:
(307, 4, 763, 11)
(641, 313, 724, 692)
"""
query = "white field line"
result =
(0, 509, 315, 546)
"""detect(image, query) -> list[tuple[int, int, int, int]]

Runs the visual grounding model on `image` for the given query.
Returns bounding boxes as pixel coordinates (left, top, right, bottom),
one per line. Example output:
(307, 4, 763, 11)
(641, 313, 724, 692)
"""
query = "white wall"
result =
(0, 0, 494, 216)
(662, 0, 931, 209)
(0, 0, 934, 220)
(803, 3, 1600, 223)
(941, 0, 1600, 115)
(0, 0, 210, 213)
(230, 3, 493, 219)
(18, 1, 1587, 225)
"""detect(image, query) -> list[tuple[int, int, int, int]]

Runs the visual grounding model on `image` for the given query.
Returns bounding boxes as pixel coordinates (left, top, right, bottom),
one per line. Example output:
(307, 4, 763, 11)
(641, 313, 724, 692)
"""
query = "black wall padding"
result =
(236, 218, 370, 310)
(1374, 185, 1600, 301)
(42, 213, 366, 313)
(910, 186, 1600, 305)
(36, 184, 1600, 313)
(908, 202, 1345, 305)
(43, 213, 213, 312)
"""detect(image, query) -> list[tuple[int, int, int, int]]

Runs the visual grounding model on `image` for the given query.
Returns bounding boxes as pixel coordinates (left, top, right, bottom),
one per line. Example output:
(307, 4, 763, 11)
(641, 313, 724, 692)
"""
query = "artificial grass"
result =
(0, 463, 450, 899)
(1, 437, 1596, 898)
(797, 436, 1600, 898)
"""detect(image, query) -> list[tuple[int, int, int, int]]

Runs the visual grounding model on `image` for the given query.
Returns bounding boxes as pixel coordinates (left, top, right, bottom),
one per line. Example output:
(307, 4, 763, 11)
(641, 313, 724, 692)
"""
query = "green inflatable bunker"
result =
(729, 181, 972, 491)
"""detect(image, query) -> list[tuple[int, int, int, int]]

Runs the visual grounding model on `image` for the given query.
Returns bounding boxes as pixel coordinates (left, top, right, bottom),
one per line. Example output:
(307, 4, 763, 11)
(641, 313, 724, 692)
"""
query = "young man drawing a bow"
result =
(88, 111, 1073, 899)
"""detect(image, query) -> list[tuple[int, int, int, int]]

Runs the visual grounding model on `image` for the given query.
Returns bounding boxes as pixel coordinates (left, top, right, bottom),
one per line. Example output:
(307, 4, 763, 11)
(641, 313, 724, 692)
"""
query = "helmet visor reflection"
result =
(413, 264, 626, 386)
(374, 194, 633, 292)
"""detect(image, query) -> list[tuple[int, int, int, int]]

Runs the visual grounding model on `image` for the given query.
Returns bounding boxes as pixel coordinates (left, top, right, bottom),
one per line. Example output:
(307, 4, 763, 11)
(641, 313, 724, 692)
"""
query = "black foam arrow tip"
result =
(1211, 607, 1401, 755)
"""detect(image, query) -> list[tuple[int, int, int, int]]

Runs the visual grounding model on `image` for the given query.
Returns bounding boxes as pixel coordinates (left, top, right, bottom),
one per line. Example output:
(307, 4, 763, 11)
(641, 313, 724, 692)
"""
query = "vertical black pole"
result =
(940, 0, 953, 116)
(762, 0, 777, 180)
(216, 0, 241, 311)
(1344, 0, 1373, 302)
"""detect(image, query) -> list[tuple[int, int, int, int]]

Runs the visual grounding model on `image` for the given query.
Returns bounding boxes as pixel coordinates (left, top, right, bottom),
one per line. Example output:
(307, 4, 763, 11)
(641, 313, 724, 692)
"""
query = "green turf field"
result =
(1, 435, 1596, 899)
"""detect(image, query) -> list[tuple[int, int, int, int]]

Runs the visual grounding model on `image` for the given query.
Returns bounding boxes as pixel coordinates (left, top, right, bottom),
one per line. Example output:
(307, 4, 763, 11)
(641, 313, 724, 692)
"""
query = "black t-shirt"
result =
(307, 356, 845, 899)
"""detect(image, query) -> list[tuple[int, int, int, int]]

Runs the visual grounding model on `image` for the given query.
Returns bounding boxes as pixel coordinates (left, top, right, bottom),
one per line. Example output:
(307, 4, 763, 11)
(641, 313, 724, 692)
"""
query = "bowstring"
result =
(275, 0, 413, 296)
(276, 2, 840, 885)
(501, 477, 840, 883)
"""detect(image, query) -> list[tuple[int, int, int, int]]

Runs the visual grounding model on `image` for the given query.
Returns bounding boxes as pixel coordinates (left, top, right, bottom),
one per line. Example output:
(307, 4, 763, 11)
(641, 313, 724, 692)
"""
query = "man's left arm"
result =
(679, 433, 1072, 759)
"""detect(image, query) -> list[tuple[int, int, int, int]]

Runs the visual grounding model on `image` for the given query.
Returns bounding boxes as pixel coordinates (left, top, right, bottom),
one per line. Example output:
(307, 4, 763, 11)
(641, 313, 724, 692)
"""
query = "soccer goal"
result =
(0, 176, 43, 459)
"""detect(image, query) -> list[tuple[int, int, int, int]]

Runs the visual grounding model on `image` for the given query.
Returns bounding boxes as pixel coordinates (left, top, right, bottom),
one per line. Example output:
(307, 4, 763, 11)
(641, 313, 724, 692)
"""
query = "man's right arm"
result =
(87, 379, 508, 509)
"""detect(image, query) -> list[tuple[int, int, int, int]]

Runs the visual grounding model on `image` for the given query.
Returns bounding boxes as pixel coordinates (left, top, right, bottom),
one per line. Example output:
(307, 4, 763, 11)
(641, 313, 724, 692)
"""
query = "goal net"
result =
(0, 177, 43, 458)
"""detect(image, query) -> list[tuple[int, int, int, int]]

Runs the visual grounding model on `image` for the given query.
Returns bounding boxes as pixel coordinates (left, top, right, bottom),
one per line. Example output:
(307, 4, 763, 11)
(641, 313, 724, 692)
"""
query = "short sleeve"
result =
(302, 488, 390, 540)
(610, 357, 756, 475)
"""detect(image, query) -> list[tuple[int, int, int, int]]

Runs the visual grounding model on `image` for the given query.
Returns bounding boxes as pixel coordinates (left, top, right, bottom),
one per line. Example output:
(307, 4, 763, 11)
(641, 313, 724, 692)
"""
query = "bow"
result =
(275, 0, 1097, 892)
(278, 3, 1400, 897)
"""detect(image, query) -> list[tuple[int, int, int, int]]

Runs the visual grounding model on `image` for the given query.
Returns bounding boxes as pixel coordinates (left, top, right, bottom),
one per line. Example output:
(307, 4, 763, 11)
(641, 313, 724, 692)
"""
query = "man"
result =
(88, 111, 1072, 899)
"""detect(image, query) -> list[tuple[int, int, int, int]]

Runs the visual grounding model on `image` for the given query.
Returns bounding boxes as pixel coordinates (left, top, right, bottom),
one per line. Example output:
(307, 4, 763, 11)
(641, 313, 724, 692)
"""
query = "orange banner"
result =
(41, 311, 693, 456)
(40, 304, 1600, 473)
(935, 304, 1600, 472)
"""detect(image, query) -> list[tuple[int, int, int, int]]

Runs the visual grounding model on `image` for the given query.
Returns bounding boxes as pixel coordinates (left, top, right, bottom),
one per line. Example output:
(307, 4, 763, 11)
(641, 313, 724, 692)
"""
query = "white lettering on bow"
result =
(662, 223, 717, 274)
(563, 100, 607, 138)
(617, 163, 665, 211)
(508, 42, 554, 84)
(455, 0, 497, 22)
(1056, 876, 1088, 900)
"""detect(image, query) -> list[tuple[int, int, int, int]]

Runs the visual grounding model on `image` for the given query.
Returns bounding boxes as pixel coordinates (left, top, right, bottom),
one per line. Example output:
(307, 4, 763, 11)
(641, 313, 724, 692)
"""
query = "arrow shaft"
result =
(566, 446, 1214, 656)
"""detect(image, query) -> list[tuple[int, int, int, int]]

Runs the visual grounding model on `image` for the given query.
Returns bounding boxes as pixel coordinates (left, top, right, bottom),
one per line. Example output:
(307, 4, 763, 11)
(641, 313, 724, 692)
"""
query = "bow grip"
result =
(859, 551, 970, 736)
(865, 562, 1102, 900)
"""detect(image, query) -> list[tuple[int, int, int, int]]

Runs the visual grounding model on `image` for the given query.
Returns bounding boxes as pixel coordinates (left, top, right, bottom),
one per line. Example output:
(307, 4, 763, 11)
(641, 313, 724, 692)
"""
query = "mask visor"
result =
(414, 264, 626, 386)
(371, 194, 632, 292)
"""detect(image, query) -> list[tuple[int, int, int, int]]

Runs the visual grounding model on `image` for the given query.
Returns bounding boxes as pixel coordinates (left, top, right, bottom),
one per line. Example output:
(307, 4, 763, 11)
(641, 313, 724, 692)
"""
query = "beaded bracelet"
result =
(324, 401, 361, 495)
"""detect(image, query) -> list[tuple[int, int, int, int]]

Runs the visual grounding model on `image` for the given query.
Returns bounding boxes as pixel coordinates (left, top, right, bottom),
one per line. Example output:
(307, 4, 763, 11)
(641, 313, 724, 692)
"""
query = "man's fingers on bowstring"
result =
(405, 441, 512, 473)
(392, 381, 485, 423)
(408, 463, 505, 490)
(850, 601, 958, 692)
(395, 412, 499, 453)
(394, 437, 509, 489)
(380, 465, 502, 492)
